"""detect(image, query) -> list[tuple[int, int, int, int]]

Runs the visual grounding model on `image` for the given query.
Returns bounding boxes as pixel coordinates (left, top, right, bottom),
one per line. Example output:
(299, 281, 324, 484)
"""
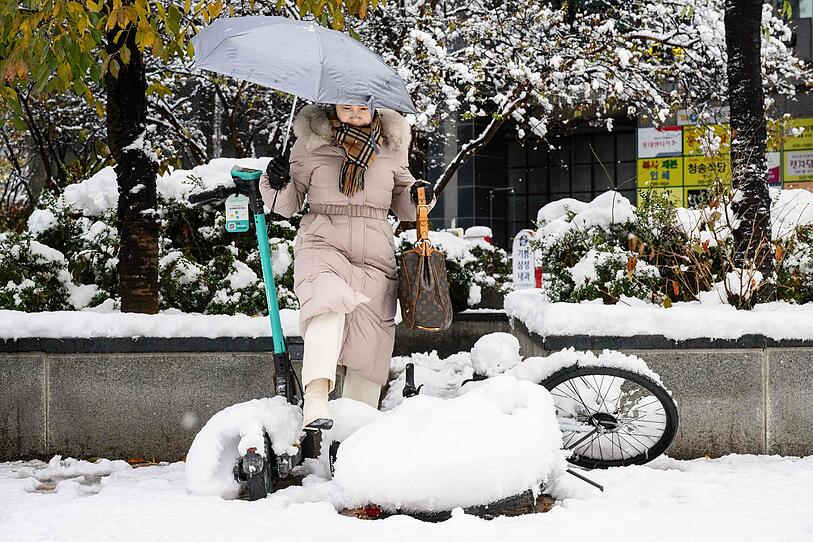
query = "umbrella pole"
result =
(280, 95, 298, 155)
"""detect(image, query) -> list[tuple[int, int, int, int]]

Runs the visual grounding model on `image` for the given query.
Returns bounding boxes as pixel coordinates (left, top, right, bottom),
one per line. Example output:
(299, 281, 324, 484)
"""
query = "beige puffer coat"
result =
(259, 105, 434, 385)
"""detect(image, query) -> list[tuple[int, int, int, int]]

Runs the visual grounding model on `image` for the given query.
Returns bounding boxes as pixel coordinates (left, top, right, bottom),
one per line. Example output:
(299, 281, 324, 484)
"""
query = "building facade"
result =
(428, 5, 813, 249)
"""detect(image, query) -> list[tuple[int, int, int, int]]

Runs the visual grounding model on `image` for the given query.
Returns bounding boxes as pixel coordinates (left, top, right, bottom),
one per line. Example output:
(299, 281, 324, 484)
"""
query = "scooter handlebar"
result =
(188, 185, 235, 206)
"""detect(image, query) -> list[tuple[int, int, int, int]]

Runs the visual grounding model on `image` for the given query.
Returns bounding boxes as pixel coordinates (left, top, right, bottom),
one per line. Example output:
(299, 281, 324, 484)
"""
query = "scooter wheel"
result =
(246, 464, 273, 501)
(245, 432, 276, 500)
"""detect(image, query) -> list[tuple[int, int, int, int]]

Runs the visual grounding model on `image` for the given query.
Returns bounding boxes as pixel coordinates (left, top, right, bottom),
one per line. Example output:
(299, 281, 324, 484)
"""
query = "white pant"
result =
(301, 311, 381, 407)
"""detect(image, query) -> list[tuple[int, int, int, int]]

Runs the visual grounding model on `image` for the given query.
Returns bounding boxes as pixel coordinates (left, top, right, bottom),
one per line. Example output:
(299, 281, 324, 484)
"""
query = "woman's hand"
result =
(410, 180, 435, 206)
(265, 152, 291, 190)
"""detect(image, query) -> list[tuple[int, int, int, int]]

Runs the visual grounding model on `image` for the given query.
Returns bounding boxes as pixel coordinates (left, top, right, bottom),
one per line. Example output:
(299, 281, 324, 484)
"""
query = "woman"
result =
(259, 103, 435, 430)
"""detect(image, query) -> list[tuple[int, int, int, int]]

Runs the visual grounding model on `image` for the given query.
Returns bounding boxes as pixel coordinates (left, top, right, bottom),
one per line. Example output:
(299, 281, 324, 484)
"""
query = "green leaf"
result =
(167, 4, 181, 36)
(12, 115, 27, 131)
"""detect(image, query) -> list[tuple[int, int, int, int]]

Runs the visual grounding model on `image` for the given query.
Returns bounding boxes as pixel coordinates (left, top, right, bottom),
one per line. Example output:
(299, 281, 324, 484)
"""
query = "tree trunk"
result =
(105, 7, 160, 314)
(724, 0, 774, 304)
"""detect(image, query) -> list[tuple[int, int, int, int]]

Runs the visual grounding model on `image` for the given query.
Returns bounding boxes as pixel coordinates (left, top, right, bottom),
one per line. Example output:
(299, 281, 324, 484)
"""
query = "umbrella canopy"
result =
(190, 16, 416, 114)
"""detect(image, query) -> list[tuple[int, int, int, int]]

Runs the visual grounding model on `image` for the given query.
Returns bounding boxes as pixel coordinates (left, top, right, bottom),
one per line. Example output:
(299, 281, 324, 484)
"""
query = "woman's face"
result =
(335, 104, 372, 127)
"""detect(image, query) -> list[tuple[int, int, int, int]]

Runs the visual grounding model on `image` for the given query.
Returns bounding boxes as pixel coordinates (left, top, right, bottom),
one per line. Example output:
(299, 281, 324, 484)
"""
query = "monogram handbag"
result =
(397, 187, 453, 331)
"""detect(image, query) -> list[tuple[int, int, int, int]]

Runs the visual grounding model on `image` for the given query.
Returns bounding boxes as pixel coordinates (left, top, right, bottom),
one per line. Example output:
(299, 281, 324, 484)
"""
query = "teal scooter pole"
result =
(253, 211, 286, 355)
(228, 165, 299, 404)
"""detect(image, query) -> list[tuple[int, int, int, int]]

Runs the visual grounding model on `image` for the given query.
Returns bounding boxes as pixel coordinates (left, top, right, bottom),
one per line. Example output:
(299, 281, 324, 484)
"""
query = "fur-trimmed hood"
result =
(292, 104, 412, 153)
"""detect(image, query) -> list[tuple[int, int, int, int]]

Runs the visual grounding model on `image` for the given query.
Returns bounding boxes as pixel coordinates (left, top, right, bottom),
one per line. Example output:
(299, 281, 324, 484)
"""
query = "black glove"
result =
(265, 152, 291, 190)
(410, 180, 434, 206)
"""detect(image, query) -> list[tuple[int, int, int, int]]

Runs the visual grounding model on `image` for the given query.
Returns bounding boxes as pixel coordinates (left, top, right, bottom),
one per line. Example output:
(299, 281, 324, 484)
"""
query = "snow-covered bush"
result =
(534, 186, 813, 307)
(0, 232, 73, 311)
(13, 159, 298, 314)
(397, 230, 512, 312)
(534, 192, 665, 304)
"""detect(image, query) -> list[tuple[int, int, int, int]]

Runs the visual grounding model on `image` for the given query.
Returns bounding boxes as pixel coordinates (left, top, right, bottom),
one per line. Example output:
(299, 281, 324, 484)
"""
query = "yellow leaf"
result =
(106, 7, 119, 31)
(109, 58, 120, 78)
(119, 44, 131, 65)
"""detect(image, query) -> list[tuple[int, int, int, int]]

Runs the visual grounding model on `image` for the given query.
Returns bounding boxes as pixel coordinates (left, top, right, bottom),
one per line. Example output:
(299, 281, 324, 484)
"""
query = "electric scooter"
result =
(189, 165, 314, 500)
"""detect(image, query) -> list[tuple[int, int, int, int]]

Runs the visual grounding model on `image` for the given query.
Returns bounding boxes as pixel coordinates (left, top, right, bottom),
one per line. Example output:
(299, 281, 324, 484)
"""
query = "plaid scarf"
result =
(331, 111, 383, 197)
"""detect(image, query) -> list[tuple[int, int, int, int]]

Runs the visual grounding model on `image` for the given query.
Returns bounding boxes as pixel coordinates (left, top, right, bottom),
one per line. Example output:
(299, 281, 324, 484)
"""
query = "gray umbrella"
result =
(190, 16, 416, 115)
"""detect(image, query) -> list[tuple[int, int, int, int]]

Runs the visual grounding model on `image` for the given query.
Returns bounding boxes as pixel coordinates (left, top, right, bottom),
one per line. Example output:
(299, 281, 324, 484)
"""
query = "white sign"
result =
(637, 126, 683, 158)
(512, 229, 536, 290)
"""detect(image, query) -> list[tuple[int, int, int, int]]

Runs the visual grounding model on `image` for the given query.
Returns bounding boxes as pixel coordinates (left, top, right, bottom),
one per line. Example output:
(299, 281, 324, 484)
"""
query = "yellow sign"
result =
(683, 124, 730, 156)
(783, 150, 813, 182)
(684, 155, 731, 187)
(637, 187, 683, 207)
(783, 118, 813, 150)
(637, 157, 683, 188)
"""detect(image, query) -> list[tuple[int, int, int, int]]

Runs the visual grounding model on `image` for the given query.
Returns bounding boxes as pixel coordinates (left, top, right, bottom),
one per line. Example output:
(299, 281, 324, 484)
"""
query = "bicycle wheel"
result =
(540, 365, 678, 469)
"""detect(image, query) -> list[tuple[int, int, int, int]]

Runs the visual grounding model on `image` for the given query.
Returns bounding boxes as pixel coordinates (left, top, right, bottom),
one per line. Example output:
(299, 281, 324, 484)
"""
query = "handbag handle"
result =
(416, 186, 431, 255)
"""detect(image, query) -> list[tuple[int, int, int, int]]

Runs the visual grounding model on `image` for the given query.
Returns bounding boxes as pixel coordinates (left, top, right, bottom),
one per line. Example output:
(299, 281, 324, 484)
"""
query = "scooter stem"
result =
(253, 212, 286, 355)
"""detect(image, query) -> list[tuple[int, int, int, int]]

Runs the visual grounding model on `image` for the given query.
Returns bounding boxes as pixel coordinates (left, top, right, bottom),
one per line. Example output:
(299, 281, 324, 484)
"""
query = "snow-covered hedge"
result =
(397, 229, 512, 312)
(2, 158, 297, 314)
(5, 157, 510, 316)
(533, 187, 813, 307)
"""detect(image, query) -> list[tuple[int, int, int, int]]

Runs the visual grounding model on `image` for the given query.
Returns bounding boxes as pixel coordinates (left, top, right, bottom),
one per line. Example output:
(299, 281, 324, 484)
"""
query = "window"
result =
(503, 120, 637, 245)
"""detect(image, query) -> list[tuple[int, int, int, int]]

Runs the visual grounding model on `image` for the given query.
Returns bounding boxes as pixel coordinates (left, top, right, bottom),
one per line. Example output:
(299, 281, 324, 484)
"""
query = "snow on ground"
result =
(505, 288, 813, 341)
(2, 454, 812, 541)
(0, 307, 300, 339)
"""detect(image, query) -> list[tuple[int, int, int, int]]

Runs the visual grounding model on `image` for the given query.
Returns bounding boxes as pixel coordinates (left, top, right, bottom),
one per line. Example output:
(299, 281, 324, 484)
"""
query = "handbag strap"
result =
(416, 186, 431, 255)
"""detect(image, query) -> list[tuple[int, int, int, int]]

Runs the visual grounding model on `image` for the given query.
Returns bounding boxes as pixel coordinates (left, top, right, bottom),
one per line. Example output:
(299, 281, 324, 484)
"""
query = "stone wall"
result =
(513, 320, 813, 458)
(2, 312, 811, 461)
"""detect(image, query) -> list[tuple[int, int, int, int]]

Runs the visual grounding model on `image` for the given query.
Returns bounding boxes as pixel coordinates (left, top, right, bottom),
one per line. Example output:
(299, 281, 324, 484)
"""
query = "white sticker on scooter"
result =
(225, 194, 250, 232)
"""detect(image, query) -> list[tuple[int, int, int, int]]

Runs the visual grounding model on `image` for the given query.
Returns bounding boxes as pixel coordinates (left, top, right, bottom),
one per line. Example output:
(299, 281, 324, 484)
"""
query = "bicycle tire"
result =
(540, 365, 678, 469)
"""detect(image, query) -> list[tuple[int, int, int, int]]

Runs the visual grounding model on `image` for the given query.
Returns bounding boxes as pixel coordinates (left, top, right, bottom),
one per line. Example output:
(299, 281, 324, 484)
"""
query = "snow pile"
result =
(26, 209, 58, 236)
(463, 226, 492, 239)
(536, 191, 635, 242)
(511, 347, 664, 387)
(399, 229, 490, 260)
(504, 288, 813, 341)
(59, 158, 273, 218)
(63, 167, 119, 216)
(333, 376, 566, 512)
(469, 332, 522, 376)
(384, 351, 475, 410)
(25, 455, 130, 482)
(0, 308, 300, 339)
(185, 397, 302, 499)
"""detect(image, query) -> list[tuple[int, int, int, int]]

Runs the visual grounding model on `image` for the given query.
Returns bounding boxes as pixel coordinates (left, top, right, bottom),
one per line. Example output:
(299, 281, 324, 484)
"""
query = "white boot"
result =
(302, 378, 332, 430)
(342, 369, 381, 409)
